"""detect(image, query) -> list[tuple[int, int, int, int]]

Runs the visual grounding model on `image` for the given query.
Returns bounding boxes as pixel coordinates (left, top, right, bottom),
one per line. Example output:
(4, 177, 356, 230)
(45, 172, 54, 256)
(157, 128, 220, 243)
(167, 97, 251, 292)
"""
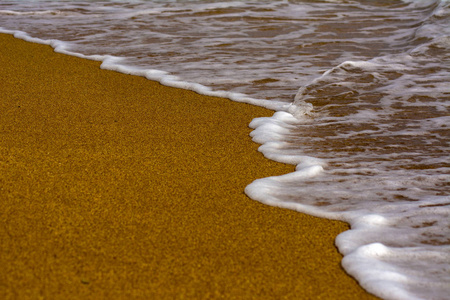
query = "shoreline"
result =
(0, 33, 378, 299)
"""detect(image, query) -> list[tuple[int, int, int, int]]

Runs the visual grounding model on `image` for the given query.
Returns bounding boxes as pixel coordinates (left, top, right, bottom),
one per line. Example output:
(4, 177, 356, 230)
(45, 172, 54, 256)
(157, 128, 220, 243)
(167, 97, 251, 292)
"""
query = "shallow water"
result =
(1, 1, 449, 299)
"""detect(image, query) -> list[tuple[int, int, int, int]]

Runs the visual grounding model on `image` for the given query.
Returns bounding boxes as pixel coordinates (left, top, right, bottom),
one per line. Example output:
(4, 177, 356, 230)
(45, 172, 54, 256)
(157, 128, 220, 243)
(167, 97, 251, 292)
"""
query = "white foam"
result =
(0, 9, 61, 16)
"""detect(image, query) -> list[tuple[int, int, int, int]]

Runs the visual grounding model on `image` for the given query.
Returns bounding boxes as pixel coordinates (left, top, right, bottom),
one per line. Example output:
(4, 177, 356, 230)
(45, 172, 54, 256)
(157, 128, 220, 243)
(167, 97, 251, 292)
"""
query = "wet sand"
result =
(0, 33, 378, 299)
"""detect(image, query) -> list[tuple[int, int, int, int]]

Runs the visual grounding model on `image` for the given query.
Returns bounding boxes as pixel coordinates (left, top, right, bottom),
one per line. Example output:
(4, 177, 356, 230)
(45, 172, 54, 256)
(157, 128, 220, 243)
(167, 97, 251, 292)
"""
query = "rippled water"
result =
(1, 1, 449, 299)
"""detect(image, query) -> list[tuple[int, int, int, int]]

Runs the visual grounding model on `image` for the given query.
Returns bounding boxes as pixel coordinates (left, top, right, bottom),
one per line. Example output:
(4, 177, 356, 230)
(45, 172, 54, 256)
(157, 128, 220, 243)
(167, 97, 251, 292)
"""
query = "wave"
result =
(1, 1, 449, 299)
(247, 1, 450, 299)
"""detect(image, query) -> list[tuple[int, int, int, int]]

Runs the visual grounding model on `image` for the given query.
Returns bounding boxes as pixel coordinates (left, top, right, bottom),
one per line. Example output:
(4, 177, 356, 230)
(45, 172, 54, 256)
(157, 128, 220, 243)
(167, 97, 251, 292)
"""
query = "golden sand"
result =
(0, 33, 378, 299)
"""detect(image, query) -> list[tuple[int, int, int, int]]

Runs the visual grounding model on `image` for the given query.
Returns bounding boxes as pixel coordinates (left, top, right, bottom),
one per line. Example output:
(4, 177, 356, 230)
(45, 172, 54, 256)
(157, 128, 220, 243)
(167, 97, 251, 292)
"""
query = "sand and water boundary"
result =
(0, 33, 378, 299)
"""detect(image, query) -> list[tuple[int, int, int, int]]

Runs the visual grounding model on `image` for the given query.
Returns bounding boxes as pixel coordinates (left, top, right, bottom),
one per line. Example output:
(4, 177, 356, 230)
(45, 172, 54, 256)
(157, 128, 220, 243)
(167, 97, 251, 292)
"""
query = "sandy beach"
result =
(0, 33, 378, 299)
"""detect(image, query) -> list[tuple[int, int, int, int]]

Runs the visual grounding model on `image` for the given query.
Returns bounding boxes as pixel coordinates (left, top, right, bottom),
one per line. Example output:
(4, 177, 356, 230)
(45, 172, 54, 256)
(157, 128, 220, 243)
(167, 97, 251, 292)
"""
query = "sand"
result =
(0, 33, 378, 299)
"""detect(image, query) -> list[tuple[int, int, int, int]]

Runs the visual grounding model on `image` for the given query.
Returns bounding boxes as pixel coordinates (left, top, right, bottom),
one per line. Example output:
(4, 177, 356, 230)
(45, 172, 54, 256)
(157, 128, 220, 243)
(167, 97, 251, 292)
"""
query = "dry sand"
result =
(0, 33, 378, 299)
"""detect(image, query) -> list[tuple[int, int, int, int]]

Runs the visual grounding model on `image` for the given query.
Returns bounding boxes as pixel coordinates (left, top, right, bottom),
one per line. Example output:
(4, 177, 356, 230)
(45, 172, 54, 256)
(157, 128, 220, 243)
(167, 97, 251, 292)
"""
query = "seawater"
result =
(1, 1, 448, 299)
